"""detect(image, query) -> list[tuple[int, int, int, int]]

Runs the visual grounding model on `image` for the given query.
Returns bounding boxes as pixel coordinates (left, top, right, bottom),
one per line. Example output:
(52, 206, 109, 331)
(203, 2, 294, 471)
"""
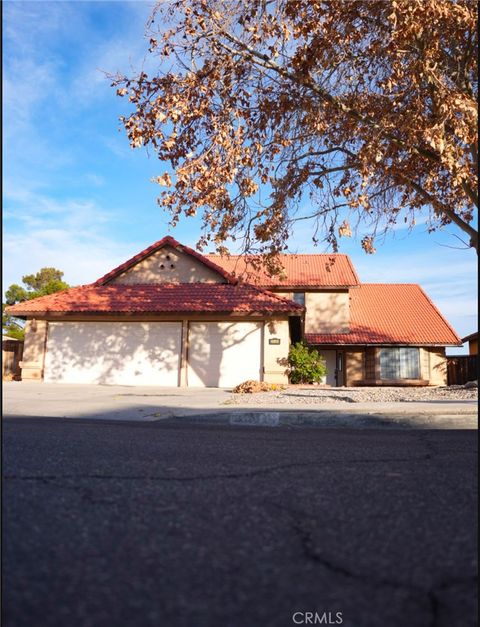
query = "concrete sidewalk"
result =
(3, 381, 478, 428)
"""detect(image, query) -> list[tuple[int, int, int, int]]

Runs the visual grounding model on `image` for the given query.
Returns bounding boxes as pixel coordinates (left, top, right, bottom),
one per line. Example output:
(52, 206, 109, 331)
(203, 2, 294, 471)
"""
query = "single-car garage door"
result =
(187, 322, 262, 387)
(44, 322, 182, 386)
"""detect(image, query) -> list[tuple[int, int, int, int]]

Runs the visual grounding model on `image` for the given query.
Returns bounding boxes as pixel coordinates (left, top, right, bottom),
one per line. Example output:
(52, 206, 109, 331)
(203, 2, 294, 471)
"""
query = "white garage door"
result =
(187, 322, 262, 387)
(44, 322, 182, 386)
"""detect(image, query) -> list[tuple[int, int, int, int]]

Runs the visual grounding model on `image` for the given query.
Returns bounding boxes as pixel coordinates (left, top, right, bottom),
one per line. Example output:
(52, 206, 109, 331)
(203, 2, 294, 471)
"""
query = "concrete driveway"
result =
(3, 381, 230, 421)
(3, 381, 478, 428)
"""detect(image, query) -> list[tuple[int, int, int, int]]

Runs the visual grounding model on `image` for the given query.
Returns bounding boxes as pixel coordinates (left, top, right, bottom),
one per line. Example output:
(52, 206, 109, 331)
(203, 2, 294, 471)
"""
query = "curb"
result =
(162, 409, 478, 429)
(3, 408, 477, 429)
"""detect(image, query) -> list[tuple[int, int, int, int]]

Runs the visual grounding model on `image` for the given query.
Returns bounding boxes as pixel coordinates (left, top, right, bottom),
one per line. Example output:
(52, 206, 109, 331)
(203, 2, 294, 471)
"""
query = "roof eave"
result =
(308, 339, 462, 347)
(12, 308, 301, 317)
(264, 284, 357, 290)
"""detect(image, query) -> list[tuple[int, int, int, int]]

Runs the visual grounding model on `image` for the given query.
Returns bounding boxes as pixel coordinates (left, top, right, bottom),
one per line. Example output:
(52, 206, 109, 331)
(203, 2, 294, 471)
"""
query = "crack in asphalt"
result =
(416, 432, 442, 461)
(0, 452, 436, 511)
(426, 577, 480, 627)
(270, 502, 477, 627)
(3, 455, 435, 486)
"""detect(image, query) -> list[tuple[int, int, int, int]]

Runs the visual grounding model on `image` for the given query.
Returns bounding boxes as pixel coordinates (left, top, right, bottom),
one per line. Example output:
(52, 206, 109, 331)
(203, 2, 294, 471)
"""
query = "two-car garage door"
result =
(44, 321, 261, 387)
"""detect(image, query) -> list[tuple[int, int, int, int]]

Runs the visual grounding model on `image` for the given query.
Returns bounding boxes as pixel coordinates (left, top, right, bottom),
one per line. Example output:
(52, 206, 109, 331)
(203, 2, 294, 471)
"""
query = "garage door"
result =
(44, 322, 182, 386)
(187, 322, 262, 387)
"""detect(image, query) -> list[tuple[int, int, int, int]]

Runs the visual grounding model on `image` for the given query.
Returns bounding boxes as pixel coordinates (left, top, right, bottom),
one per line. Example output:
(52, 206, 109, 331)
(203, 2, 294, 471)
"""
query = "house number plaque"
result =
(269, 338, 281, 345)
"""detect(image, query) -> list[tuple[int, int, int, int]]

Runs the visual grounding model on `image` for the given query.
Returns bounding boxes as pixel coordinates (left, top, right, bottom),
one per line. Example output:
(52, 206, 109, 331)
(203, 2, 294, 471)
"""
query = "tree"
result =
(2, 304, 25, 341)
(3, 268, 69, 340)
(112, 0, 477, 268)
(5, 268, 69, 305)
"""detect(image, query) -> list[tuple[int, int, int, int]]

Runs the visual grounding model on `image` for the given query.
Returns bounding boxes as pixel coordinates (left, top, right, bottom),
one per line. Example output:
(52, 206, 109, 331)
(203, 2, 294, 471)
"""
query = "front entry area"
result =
(317, 349, 345, 386)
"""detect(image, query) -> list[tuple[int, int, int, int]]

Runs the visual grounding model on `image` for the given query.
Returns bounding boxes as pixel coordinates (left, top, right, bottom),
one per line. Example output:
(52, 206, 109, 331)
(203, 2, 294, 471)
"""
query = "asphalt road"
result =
(2, 418, 478, 627)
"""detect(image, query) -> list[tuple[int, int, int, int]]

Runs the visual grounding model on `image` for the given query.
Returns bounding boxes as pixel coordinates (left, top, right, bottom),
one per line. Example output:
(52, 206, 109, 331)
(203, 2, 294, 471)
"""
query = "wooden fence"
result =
(2, 338, 24, 380)
(447, 355, 478, 386)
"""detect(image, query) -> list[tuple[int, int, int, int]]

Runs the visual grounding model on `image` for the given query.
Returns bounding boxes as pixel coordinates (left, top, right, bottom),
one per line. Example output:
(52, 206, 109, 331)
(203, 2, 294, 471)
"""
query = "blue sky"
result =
(3, 0, 477, 353)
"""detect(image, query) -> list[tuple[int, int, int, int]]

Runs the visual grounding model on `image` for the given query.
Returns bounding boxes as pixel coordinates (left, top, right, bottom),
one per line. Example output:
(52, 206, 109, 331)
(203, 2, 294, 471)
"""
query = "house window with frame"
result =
(292, 292, 305, 306)
(379, 348, 420, 380)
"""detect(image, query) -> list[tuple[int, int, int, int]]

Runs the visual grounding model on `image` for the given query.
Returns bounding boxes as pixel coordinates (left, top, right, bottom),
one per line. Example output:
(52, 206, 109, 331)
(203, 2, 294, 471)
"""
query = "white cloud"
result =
(101, 135, 132, 158)
(2, 189, 143, 289)
(2, 2, 160, 292)
(3, 0, 154, 184)
(84, 173, 106, 187)
(61, 3, 156, 108)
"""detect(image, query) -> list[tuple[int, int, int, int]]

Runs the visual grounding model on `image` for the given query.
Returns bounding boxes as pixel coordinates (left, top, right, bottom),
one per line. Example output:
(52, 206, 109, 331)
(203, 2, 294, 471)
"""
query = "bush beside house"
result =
(288, 342, 327, 384)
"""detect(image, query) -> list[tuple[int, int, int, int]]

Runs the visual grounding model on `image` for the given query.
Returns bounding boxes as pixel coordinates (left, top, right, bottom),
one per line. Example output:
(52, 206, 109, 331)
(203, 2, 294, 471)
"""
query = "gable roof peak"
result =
(94, 235, 238, 286)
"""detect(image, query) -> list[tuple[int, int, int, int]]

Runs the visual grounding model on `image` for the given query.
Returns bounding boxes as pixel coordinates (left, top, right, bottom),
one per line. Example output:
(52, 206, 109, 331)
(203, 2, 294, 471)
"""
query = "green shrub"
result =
(287, 342, 327, 384)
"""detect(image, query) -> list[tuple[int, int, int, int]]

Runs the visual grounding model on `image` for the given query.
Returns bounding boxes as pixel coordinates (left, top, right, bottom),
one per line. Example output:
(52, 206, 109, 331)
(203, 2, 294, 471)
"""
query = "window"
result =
(292, 292, 305, 306)
(379, 348, 420, 380)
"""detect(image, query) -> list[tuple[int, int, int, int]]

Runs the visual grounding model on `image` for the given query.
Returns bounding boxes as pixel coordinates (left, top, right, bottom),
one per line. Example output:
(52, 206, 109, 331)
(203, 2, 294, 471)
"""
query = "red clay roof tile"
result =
(206, 253, 360, 287)
(6, 284, 303, 316)
(305, 284, 461, 346)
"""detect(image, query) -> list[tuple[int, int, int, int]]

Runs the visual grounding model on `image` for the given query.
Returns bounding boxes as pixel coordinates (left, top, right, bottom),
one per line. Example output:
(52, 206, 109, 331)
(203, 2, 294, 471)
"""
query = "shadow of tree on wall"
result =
(44, 319, 265, 388)
(45, 322, 182, 386)
(304, 291, 349, 335)
(187, 322, 262, 387)
(111, 248, 224, 285)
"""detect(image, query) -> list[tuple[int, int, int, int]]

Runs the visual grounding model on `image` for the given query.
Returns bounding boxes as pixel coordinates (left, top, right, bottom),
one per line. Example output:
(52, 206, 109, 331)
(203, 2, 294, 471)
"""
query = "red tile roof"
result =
(306, 284, 461, 346)
(6, 284, 303, 316)
(95, 236, 238, 286)
(206, 253, 360, 287)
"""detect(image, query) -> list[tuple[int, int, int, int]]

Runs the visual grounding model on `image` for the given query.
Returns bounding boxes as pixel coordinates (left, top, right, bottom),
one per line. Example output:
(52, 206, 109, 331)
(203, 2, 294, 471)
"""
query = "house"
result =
(6, 236, 461, 387)
(207, 254, 461, 386)
(462, 332, 478, 356)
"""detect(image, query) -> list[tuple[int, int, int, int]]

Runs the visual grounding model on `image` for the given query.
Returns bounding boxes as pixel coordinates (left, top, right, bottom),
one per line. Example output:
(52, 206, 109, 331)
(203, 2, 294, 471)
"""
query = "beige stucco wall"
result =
(425, 347, 448, 386)
(274, 290, 350, 334)
(20, 319, 48, 380)
(111, 245, 225, 284)
(304, 291, 349, 334)
(20, 315, 292, 386)
(345, 349, 364, 386)
(419, 348, 430, 381)
(263, 319, 290, 384)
